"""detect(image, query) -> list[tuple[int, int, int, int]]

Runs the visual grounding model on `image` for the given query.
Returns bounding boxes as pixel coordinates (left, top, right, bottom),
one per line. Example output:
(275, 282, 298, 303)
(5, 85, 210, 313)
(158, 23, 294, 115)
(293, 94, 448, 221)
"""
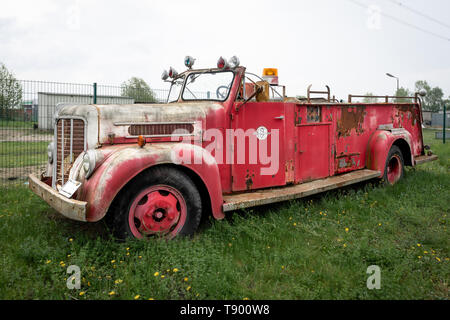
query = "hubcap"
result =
(128, 185, 187, 239)
(387, 155, 402, 184)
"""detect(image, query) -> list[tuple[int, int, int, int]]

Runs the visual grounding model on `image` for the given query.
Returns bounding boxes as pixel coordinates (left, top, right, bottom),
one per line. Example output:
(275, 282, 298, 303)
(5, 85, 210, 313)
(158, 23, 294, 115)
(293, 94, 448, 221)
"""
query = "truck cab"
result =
(29, 56, 437, 239)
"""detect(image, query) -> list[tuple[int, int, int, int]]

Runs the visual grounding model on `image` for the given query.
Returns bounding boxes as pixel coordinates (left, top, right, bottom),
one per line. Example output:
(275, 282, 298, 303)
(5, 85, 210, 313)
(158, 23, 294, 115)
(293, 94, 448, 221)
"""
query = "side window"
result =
(307, 106, 321, 123)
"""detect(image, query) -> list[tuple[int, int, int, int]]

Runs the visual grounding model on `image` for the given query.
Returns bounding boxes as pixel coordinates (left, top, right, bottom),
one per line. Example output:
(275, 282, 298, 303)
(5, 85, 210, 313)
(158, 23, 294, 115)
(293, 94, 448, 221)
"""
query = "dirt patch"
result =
(0, 128, 52, 142)
(0, 165, 45, 184)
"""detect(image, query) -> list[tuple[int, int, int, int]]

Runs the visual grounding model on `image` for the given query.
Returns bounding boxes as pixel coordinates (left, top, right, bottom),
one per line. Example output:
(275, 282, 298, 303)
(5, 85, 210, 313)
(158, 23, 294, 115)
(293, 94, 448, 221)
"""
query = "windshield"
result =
(182, 71, 234, 101)
(167, 75, 185, 103)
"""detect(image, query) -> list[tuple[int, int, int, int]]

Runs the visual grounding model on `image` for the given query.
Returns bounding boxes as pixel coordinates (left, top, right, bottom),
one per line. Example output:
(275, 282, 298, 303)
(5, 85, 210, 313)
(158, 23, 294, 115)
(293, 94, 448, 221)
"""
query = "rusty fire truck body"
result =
(29, 56, 437, 239)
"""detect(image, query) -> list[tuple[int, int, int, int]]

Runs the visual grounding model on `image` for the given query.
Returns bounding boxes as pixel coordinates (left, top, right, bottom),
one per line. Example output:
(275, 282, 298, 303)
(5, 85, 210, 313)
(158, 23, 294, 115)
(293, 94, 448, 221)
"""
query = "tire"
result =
(382, 145, 404, 185)
(107, 166, 202, 240)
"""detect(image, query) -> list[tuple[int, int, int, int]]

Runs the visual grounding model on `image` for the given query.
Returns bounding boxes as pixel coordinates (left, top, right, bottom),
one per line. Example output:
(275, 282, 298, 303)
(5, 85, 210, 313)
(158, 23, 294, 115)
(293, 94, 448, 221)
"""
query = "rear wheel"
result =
(383, 145, 404, 185)
(108, 166, 202, 240)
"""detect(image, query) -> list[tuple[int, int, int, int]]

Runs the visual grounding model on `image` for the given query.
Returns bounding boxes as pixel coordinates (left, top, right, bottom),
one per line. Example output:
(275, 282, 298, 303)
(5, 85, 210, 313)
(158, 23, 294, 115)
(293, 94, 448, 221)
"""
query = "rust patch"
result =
(337, 106, 366, 138)
(397, 104, 419, 127)
(245, 170, 255, 191)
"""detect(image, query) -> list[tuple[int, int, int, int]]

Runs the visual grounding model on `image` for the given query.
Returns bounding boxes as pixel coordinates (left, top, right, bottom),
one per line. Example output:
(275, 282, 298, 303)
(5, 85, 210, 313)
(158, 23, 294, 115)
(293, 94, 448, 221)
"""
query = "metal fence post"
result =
(93, 82, 97, 104)
(443, 103, 446, 144)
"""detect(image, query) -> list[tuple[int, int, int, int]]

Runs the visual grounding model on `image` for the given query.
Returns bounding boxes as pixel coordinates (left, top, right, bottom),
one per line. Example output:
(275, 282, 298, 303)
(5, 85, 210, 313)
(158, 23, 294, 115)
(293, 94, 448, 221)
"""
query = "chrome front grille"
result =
(55, 118, 86, 186)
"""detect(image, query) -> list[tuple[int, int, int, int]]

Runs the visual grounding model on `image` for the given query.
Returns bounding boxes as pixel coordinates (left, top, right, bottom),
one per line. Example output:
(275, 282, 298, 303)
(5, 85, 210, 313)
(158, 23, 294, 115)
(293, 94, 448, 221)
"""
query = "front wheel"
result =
(383, 145, 404, 185)
(108, 167, 202, 240)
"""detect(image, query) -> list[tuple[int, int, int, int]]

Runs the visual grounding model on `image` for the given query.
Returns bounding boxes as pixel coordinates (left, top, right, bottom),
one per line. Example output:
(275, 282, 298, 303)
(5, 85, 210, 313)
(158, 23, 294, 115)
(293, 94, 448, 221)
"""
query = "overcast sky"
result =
(1, 0, 449, 100)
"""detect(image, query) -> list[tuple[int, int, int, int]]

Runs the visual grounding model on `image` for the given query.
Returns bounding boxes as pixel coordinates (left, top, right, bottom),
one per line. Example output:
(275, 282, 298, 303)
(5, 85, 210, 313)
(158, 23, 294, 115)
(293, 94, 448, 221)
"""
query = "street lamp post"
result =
(386, 73, 399, 93)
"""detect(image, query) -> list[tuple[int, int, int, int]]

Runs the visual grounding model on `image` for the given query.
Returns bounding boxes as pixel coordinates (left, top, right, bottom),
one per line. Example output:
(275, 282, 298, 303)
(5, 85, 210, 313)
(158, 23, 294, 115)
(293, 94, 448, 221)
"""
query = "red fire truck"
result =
(29, 56, 437, 239)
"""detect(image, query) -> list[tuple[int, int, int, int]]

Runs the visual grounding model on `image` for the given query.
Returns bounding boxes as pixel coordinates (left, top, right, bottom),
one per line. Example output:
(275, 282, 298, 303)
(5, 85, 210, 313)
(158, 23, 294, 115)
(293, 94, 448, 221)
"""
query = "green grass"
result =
(0, 141, 48, 168)
(0, 120, 36, 128)
(0, 129, 448, 300)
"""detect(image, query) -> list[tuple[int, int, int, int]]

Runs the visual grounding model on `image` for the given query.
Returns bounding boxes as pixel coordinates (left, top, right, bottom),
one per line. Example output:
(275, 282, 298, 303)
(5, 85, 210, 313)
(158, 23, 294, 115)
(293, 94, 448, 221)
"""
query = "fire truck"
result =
(29, 56, 437, 239)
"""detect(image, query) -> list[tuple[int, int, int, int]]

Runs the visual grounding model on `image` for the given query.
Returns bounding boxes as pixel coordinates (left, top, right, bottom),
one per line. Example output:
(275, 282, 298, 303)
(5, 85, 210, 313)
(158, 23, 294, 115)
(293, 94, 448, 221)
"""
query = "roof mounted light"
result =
(228, 56, 240, 68)
(262, 68, 279, 86)
(168, 67, 178, 78)
(161, 70, 169, 81)
(217, 56, 229, 69)
(184, 56, 196, 69)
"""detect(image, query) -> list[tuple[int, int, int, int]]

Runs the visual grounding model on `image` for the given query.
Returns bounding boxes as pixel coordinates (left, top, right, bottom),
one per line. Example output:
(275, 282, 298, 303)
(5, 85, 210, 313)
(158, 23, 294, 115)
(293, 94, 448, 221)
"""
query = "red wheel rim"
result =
(128, 185, 187, 239)
(387, 155, 402, 184)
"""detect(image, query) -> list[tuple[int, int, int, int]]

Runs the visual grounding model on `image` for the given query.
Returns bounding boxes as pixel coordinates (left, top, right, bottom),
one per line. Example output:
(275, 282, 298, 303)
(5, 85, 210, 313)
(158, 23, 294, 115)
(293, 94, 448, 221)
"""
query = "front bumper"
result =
(28, 174, 87, 222)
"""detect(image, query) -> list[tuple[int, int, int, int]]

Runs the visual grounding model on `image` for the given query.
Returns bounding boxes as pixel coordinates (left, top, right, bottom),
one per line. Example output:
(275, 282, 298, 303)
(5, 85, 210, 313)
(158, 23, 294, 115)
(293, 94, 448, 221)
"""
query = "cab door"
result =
(231, 102, 286, 192)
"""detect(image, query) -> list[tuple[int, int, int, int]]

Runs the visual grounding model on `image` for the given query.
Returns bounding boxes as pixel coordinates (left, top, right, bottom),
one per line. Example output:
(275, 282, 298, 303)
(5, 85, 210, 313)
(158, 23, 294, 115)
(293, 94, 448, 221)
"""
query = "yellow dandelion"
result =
(154, 272, 160, 277)
(148, 298, 154, 300)
(109, 291, 116, 296)
(436, 257, 441, 262)
(138, 256, 142, 259)
(126, 252, 130, 256)
(161, 275, 165, 279)
(345, 228, 349, 233)
(184, 277, 188, 282)
(173, 268, 179, 273)
(114, 279, 123, 284)
(243, 297, 249, 300)
(378, 223, 382, 226)
(126, 247, 130, 251)
(79, 291, 86, 296)
(186, 286, 191, 291)
(343, 244, 347, 248)
(134, 295, 140, 300)
(417, 243, 421, 247)
(293, 223, 297, 226)
(418, 256, 422, 259)
(46, 260, 51, 264)
(67, 254, 71, 258)
(281, 266, 285, 270)
(87, 282, 91, 287)
(424, 251, 428, 254)
(69, 238, 73, 242)
(111, 260, 116, 264)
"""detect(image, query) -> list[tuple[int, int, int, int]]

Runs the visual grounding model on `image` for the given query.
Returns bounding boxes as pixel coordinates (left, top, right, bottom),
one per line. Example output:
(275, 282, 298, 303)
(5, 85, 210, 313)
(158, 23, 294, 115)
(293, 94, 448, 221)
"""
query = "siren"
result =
(262, 68, 279, 86)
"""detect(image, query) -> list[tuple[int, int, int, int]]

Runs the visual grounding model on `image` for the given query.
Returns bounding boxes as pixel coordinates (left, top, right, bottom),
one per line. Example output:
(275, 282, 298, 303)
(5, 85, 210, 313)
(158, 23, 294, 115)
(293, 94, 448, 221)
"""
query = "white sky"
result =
(1, 0, 449, 100)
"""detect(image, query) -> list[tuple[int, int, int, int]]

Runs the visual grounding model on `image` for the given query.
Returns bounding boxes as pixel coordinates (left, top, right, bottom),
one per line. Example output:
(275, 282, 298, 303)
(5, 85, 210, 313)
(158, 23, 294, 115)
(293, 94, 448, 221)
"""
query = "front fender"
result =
(366, 129, 413, 177)
(80, 143, 224, 222)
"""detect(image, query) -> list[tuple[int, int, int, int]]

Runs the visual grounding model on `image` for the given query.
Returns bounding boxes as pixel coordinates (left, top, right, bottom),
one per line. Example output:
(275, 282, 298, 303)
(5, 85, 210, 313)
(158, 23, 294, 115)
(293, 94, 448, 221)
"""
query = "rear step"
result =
(223, 169, 381, 212)
(414, 154, 438, 165)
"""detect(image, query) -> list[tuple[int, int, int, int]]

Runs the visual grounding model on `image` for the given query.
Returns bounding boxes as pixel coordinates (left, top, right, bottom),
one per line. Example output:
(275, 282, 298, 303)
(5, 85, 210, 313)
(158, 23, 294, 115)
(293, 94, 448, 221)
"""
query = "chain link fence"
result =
(0, 79, 169, 186)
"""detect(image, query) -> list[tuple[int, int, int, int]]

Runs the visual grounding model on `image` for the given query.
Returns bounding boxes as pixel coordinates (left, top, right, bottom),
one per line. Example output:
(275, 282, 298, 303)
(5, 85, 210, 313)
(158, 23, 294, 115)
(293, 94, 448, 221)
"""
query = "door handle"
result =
(274, 116, 284, 120)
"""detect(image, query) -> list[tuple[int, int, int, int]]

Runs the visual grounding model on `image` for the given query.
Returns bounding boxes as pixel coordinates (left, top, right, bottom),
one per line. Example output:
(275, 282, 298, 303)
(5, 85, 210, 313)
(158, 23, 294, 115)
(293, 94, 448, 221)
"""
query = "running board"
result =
(223, 169, 381, 212)
(414, 155, 438, 165)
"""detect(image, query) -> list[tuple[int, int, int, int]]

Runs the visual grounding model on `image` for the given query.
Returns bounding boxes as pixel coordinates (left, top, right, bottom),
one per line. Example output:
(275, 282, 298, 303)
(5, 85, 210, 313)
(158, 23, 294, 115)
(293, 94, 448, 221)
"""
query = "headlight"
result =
(47, 142, 54, 164)
(82, 150, 97, 179)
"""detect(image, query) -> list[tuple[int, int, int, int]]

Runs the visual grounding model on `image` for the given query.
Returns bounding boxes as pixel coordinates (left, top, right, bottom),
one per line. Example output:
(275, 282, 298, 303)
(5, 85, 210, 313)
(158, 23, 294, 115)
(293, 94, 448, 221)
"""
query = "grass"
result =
(0, 128, 448, 300)
(0, 141, 48, 168)
(0, 120, 36, 128)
